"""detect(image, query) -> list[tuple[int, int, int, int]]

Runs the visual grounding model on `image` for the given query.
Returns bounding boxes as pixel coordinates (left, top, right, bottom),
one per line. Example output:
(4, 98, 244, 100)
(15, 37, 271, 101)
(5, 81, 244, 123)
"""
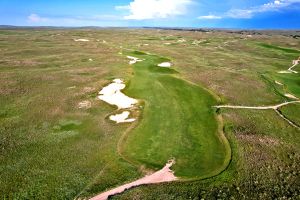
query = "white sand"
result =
(158, 62, 171, 68)
(278, 70, 292, 74)
(74, 39, 89, 42)
(285, 93, 298, 99)
(89, 58, 93, 61)
(90, 160, 177, 200)
(127, 56, 143, 65)
(109, 111, 136, 123)
(275, 81, 283, 85)
(164, 42, 171, 45)
(98, 79, 138, 109)
(288, 60, 299, 73)
(177, 39, 186, 43)
(78, 100, 92, 109)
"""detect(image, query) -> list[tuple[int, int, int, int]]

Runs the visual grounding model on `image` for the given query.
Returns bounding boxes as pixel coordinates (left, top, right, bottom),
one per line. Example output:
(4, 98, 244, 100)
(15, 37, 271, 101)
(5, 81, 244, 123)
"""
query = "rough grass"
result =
(0, 28, 299, 199)
(280, 103, 300, 126)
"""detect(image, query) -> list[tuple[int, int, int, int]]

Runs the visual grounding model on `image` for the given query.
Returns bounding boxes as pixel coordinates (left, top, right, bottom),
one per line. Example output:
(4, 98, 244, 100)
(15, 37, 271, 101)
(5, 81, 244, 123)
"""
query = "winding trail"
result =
(279, 57, 300, 74)
(89, 160, 177, 200)
(288, 58, 299, 73)
(214, 100, 300, 129)
(214, 101, 300, 110)
(216, 55, 300, 129)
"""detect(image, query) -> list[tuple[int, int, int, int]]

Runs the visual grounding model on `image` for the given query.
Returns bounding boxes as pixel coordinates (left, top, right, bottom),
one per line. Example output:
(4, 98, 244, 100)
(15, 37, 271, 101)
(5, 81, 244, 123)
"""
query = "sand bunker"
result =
(109, 111, 136, 123)
(90, 160, 177, 200)
(278, 70, 292, 74)
(285, 93, 298, 99)
(127, 56, 143, 65)
(177, 39, 186, 43)
(158, 62, 171, 68)
(78, 100, 92, 109)
(98, 79, 138, 109)
(74, 39, 89, 42)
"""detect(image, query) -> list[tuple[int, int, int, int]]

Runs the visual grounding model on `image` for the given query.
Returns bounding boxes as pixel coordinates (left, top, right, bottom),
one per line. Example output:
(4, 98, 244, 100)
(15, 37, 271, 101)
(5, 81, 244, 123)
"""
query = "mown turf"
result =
(257, 43, 300, 54)
(120, 51, 231, 178)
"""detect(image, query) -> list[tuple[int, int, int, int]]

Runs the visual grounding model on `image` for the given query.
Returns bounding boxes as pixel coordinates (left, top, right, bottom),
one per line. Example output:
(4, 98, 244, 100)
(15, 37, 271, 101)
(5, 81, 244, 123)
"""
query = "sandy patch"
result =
(89, 58, 93, 62)
(102, 40, 107, 43)
(78, 100, 92, 109)
(109, 111, 136, 123)
(127, 56, 143, 65)
(214, 101, 300, 110)
(292, 60, 298, 65)
(285, 93, 298, 99)
(143, 44, 149, 46)
(158, 62, 171, 68)
(275, 81, 283, 86)
(278, 70, 292, 74)
(83, 87, 95, 93)
(98, 79, 138, 109)
(74, 39, 89, 42)
(90, 160, 177, 200)
(164, 42, 171, 45)
(177, 39, 186, 43)
(288, 60, 299, 73)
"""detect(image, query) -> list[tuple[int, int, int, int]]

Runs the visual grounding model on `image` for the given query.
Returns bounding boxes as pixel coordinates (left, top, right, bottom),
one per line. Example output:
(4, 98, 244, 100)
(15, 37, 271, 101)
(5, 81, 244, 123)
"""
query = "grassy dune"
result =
(120, 51, 231, 178)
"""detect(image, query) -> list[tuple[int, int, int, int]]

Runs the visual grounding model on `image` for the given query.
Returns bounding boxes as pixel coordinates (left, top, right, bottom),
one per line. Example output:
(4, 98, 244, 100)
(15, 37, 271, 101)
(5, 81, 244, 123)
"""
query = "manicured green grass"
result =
(257, 43, 300, 54)
(275, 73, 300, 97)
(120, 51, 231, 178)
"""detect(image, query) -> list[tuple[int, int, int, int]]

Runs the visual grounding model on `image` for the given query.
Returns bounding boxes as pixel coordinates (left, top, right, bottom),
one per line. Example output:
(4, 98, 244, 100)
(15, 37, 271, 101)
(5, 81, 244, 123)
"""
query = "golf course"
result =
(119, 50, 231, 179)
(0, 28, 299, 200)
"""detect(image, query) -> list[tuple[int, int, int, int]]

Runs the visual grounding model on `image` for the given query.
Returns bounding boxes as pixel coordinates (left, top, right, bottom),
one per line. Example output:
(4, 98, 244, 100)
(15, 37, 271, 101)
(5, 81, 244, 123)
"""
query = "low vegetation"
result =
(0, 28, 299, 199)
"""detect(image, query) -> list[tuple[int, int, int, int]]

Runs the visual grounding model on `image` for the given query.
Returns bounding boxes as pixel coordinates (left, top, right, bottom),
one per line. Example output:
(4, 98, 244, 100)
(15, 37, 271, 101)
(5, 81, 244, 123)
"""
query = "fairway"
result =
(120, 51, 231, 178)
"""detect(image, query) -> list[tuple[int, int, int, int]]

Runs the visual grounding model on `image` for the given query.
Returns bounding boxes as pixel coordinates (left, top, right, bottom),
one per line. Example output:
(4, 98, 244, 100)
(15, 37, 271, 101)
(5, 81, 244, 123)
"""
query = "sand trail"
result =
(89, 160, 177, 200)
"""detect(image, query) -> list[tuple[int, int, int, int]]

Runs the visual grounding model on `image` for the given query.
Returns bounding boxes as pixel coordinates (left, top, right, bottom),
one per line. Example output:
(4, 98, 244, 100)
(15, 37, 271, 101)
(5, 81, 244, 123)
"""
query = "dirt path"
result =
(216, 55, 300, 128)
(288, 59, 299, 73)
(214, 101, 300, 110)
(214, 101, 300, 129)
(89, 160, 177, 200)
